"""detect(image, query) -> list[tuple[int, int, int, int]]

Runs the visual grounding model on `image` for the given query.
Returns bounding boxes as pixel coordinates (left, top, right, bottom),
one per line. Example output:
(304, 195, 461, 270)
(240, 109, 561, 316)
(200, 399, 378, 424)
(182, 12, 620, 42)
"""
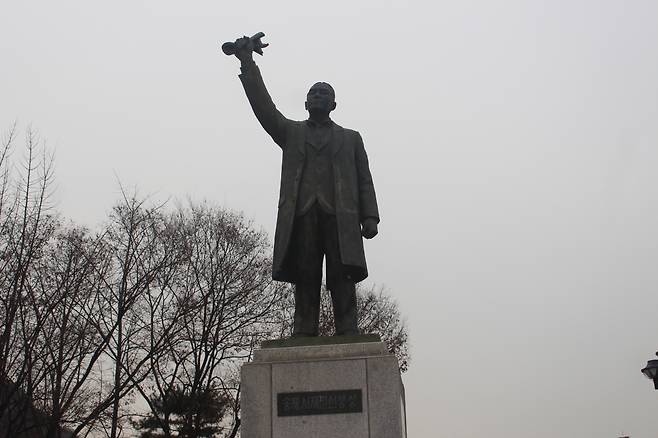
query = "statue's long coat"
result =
(239, 63, 379, 284)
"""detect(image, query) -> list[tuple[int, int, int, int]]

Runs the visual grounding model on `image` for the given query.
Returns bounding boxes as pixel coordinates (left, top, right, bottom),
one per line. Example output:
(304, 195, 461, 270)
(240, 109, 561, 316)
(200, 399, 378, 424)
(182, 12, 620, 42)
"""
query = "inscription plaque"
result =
(277, 389, 363, 416)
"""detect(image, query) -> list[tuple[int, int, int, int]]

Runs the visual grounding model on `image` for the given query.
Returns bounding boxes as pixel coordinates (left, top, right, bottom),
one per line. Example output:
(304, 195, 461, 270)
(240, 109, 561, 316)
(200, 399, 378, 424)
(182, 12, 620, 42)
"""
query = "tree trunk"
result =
(227, 417, 241, 438)
(109, 295, 125, 438)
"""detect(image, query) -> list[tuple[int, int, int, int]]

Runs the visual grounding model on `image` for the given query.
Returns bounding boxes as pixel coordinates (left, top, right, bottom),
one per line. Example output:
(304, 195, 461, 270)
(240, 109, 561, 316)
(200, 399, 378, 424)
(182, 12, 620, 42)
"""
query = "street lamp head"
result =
(641, 352, 658, 390)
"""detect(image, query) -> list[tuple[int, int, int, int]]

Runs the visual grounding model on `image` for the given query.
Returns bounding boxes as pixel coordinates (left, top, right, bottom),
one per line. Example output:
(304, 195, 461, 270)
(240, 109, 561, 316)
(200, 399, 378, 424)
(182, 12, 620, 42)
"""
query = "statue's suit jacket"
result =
(239, 62, 379, 284)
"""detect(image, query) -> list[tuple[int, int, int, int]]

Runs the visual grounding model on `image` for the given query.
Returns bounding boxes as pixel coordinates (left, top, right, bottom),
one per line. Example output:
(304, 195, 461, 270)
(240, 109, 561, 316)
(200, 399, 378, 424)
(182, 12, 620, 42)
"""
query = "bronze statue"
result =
(226, 34, 379, 337)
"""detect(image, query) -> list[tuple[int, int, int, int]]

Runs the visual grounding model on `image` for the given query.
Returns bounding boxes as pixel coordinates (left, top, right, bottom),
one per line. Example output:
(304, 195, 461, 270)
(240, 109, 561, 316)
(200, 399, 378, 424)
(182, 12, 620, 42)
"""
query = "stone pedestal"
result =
(241, 335, 406, 438)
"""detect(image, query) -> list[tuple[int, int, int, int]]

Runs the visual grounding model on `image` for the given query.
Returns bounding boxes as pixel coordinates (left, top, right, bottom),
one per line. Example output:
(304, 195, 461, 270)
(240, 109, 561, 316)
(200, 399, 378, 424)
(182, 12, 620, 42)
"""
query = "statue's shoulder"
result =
(336, 125, 363, 143)
(332, 123, 358, 135)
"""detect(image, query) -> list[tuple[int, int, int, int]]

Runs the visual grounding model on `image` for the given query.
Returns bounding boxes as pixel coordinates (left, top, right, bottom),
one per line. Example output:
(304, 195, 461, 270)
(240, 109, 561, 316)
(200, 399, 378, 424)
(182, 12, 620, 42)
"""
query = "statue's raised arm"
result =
(225, 33, 288, 147)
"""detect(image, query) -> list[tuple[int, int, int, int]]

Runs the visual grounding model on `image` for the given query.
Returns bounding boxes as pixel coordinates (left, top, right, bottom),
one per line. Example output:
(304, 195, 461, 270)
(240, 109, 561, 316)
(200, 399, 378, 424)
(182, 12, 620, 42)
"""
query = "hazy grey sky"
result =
(2, 0, 658, 436)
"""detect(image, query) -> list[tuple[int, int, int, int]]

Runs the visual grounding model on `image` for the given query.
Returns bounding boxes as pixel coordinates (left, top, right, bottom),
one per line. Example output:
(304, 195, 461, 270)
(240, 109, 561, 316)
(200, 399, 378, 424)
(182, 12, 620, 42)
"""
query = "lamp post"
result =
(641, 352, 658, 390)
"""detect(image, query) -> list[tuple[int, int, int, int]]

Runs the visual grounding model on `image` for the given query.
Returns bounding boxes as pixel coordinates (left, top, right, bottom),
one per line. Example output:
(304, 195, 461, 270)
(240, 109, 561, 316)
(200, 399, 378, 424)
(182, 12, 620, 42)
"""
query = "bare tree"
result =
(72, 193, 186, 438)
(134, 203, 286, 438)
(0, 125, 122, 437)
(27, 226, 113, 438)
(0, 125, 59, 436)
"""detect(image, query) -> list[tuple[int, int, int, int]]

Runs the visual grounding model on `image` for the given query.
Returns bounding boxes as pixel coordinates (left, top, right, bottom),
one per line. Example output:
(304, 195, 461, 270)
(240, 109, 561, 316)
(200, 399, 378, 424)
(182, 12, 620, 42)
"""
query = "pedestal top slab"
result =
(261, 334, 381, 349)
(253, 335, 388, 363)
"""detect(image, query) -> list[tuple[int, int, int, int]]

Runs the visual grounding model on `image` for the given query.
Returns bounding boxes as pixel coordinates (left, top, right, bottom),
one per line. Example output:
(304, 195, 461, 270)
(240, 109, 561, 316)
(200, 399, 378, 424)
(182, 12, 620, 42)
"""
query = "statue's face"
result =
(305, 82, 336, 114)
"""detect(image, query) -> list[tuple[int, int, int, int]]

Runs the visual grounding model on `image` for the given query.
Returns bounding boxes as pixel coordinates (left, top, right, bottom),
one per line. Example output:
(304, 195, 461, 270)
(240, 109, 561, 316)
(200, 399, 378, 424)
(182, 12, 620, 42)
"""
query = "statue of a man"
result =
(230, 36, 379, 337)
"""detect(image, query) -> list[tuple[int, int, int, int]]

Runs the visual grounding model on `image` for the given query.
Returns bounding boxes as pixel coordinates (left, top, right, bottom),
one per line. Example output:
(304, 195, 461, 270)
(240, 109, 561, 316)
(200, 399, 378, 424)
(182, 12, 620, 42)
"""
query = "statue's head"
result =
(305, 82, 336, 115)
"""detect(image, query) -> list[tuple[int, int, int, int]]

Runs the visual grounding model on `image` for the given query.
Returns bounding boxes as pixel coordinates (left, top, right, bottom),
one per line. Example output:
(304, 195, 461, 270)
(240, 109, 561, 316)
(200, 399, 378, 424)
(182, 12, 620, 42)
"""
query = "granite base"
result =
(240, 336, 406, 438)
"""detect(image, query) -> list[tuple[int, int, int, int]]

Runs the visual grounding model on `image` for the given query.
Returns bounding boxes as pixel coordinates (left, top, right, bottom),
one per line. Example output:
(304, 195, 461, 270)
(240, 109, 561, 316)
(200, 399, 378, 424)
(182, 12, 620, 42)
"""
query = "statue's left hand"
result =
(361, 218, 378, 239)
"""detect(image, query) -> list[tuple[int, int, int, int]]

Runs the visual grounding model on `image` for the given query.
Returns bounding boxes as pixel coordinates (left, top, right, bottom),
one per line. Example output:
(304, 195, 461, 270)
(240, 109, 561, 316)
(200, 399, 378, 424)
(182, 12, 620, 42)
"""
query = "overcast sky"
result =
(2, 0, 658, 436)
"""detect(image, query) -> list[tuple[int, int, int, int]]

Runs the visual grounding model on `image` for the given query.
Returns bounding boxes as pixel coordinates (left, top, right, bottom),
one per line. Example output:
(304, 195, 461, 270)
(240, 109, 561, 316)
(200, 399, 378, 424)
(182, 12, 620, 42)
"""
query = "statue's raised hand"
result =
(234, 36, 254, 63)
(222, 32, 268, 64)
